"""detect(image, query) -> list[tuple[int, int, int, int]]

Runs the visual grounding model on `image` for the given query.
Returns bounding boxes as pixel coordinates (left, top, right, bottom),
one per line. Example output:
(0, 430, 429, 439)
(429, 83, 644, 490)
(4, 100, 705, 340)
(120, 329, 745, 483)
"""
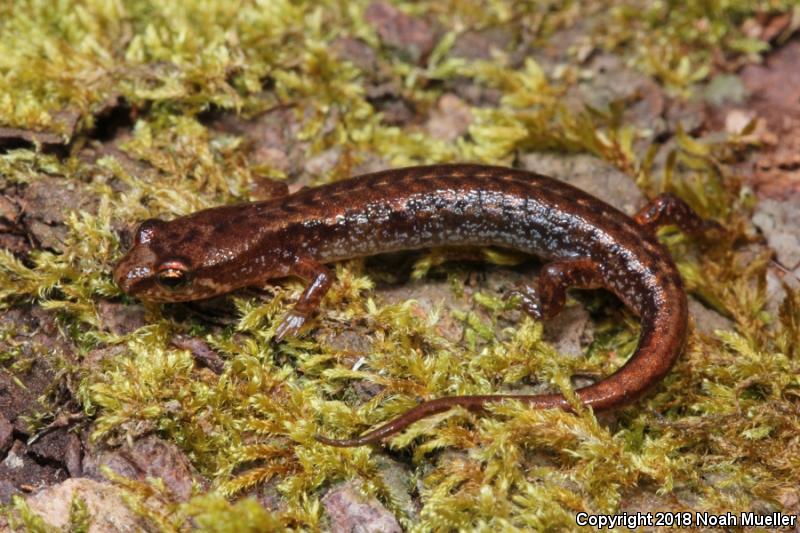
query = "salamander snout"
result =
(113, 244, 158, 295)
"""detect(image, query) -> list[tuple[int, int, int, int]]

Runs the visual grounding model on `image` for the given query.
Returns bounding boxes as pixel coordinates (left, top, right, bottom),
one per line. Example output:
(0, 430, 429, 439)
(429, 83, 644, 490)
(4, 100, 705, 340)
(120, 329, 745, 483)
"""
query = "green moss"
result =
(67, 495, 92, 533)
(2, 493, 91, 533)
(598, 0, 798, 92)
(4, 495, 56, 533)
(2, 0, 799, 531)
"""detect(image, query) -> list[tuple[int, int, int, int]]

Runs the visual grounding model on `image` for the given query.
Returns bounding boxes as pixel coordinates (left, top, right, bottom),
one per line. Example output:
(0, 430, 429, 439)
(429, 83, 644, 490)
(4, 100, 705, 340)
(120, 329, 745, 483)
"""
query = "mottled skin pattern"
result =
(114, 164, 718, 447)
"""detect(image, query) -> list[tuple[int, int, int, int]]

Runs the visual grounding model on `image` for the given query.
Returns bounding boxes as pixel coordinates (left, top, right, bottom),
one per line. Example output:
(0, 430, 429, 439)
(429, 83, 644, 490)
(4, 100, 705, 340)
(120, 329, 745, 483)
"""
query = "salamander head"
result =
(114, 212, 279, 302)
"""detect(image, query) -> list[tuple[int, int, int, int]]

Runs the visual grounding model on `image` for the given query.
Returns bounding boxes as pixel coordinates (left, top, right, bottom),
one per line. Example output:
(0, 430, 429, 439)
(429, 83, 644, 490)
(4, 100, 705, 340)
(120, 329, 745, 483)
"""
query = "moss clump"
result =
(2, 0, 798, 531)
(598, 0, 798, 92)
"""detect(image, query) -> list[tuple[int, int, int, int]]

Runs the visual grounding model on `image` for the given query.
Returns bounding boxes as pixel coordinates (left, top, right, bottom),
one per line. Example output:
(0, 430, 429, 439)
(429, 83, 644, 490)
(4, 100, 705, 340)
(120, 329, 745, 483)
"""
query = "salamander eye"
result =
(156, 260, 190, 290)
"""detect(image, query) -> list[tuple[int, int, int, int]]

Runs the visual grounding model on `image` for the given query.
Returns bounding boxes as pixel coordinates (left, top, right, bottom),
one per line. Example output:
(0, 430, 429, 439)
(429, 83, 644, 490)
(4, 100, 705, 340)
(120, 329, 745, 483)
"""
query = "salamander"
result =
(113, 164, 718, 447)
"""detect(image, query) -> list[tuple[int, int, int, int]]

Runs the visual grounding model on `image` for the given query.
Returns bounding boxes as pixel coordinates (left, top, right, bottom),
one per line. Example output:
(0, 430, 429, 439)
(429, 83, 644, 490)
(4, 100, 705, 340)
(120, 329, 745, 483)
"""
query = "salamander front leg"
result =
(511, 259, 605, 320)
(634, 193, 722, 236)
(274, 258, 333, 342)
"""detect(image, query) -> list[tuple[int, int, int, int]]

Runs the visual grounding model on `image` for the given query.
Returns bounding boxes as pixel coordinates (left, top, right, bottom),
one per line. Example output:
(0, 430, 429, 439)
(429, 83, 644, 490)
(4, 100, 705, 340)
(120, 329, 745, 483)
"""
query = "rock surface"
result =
(83, 435, 197, 501)
(21, 478, 149, 533)
(19, 177, 98, 252)
(520, 152, 647, 215)
(752, 196, 800, 271)
(322, 479, 403, 533)
(365, 1, 436, 64)
(0, 414, 12, 456)
(425, 94, 473, 142)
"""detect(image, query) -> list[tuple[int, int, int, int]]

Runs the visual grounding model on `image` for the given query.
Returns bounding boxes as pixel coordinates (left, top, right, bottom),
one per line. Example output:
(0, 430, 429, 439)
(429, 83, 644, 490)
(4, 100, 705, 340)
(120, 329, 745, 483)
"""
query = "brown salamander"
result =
(114, 164, 717, 447)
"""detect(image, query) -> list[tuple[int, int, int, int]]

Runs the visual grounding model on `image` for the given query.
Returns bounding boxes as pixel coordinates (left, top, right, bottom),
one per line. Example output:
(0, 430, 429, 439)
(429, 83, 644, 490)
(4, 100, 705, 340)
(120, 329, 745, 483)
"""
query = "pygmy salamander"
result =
(114, 164, 717, 446)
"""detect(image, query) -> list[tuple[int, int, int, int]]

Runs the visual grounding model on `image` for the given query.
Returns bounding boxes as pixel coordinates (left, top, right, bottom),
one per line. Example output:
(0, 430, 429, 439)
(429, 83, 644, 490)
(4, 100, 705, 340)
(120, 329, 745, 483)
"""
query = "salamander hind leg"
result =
(274, 258, 334, 342)
(510, 259, 605, 320)
(634, 193, 722, 237)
